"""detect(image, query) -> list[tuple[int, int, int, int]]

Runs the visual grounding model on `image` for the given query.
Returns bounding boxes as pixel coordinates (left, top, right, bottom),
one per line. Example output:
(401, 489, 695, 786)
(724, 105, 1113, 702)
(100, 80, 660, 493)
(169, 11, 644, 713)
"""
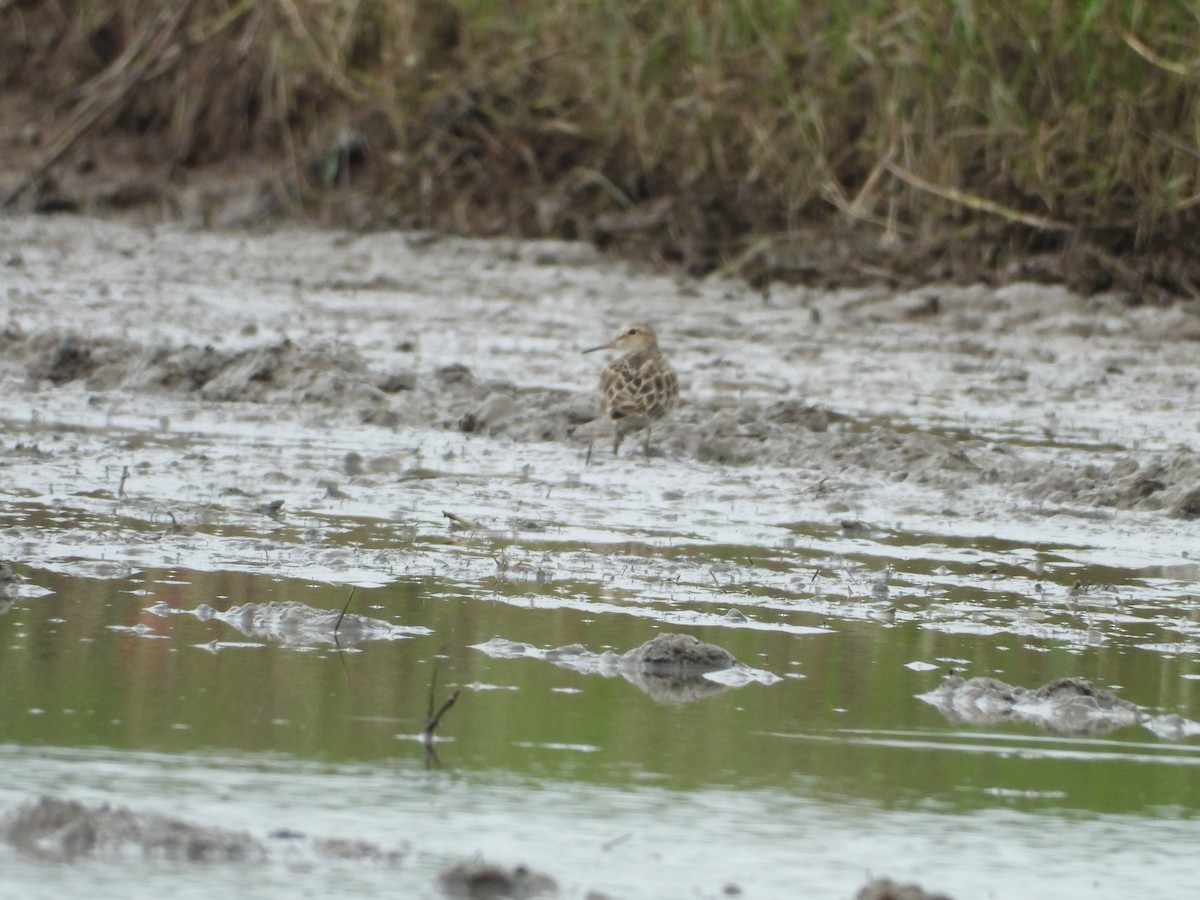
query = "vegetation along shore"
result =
(2, 1, 1197, 299)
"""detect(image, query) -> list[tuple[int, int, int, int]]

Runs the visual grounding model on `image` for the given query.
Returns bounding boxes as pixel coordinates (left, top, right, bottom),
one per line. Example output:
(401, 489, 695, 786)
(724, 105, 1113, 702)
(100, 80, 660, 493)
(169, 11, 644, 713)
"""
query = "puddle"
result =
(1, 215, 1199, 897)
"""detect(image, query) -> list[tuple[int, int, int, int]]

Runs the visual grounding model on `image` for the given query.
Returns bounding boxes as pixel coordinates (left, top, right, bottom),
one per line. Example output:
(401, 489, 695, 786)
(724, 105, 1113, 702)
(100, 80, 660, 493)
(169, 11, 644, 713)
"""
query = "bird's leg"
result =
(612, 425, 624, 455)
(641, 425, 653, 455)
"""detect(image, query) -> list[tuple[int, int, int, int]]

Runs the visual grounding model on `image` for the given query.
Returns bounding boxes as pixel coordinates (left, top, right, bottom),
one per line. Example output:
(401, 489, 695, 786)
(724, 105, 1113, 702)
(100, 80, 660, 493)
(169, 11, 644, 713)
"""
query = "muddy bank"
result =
(1, 216, 1198, 647)
(1, 214, 1198, 900)
(2, 292, 1200, 525)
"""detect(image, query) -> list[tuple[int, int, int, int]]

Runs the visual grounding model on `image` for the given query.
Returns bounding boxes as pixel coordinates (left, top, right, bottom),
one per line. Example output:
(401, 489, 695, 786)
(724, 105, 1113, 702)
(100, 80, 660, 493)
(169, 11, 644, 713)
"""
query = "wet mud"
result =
(2, 794, 954, 900)
(2, 214, 1199, 898)
(1, 794, 415, 876)
(3, 216, 1200, 522)
(3, 796, 267, 863)
(3, 215, 1199, 688)
(6, 300, 1200, 518)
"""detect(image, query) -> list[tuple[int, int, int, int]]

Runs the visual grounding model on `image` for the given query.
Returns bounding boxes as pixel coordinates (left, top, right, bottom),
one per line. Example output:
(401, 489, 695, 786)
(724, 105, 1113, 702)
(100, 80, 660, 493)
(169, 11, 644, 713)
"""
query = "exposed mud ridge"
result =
(2, 795, 412, 869)
(17, 328, 384, 409)
(1026, 454, 1200, 520)
(473, 634, 779, 703)
(9, 320, 1200, 520)
(918, 675, 1200, 739)
(7, 325, 584, 433)
(2, 795, 265, 862)
(146, 600, 433, 647)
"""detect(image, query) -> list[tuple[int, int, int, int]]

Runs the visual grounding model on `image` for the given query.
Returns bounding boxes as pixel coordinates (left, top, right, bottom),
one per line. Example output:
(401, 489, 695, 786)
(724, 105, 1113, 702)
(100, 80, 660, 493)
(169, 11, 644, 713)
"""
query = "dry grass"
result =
(3, 0, 1199, 297)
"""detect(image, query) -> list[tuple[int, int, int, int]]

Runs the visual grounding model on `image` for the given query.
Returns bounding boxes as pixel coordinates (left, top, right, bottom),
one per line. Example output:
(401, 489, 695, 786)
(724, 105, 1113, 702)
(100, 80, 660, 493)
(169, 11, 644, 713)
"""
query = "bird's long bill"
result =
(582, 340, 614, 354)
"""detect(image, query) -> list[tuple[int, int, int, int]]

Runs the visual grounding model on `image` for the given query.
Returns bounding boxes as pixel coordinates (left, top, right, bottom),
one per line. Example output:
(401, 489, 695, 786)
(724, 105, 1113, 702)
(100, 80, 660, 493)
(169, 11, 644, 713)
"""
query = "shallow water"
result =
(1, 216, 1199, 898)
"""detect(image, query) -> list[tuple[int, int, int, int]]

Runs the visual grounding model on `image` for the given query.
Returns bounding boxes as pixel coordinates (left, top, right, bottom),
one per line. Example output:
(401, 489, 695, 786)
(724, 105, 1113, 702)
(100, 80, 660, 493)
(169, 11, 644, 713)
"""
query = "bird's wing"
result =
(600, 358, 676, 419)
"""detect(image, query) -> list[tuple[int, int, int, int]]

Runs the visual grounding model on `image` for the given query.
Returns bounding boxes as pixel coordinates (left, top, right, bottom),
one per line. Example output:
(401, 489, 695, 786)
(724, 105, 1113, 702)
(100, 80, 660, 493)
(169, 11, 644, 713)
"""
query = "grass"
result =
(3, 0, 1199, 296)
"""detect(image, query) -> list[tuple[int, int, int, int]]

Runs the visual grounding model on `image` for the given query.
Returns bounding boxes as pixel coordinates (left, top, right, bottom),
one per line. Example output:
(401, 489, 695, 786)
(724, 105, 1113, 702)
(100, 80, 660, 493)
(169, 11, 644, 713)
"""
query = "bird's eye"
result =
(627, 328, 638, 335)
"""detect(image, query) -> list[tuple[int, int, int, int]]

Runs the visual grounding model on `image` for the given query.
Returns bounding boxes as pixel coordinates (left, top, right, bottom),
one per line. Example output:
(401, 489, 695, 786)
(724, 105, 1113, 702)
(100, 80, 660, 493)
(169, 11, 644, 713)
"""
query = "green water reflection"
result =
(2, 566, 1199, 819)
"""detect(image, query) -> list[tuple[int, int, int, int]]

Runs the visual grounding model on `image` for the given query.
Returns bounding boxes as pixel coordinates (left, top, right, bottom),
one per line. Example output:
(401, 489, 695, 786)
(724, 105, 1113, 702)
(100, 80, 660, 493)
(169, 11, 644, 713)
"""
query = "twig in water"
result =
(426, 691, 460, 740)
(118, 465, 130, 500)
(423, 659, 460, 745)
(333, 586, 356, 636)
(425, 659, 439, 724)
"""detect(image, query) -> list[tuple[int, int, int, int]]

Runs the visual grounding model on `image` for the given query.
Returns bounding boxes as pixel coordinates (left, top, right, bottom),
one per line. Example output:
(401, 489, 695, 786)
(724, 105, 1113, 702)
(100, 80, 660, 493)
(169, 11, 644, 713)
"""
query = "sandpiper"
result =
(584, 322, 678, 454)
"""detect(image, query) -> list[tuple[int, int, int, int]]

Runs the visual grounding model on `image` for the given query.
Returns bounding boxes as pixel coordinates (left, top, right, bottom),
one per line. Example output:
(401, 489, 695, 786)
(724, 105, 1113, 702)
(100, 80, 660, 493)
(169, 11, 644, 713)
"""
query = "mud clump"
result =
(0, 563, 20, 616)
(1026, 452, 1200, 518)
(856, 877, 954, 900)
(623, 632, 737, 672)
(309, 836, 406, 864)
(919, 675, 1144, 736)
(177, 339, 376, 406)
(16, 329, 397, 415)
(475, 633, 778, 703)
(461, 392, 522, 433)
(151, 599, 432, 647)
(1173, 486, 1200, 519)
(3, 796, 414, 869)
(32, 338, 98, 384)
(762, 399, 830, 431)
(438, 859, 558, 899)
(1, 796, 264, 862)
(619, 633, 742, 702)
(25, 331, 138, 388)
(378, 370, 418, 393)
(827, 429, 979, 485)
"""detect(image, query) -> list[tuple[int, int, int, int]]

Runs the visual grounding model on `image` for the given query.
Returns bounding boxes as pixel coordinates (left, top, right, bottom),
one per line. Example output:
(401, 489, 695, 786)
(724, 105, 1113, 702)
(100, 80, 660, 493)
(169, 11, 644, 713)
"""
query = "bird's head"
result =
(584, 322, 660, 354)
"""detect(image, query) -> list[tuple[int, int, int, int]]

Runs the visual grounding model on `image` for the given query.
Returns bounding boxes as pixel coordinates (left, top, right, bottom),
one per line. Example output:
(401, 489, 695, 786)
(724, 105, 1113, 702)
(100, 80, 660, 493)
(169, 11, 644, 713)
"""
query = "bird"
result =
(583, 322, 679, 455)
